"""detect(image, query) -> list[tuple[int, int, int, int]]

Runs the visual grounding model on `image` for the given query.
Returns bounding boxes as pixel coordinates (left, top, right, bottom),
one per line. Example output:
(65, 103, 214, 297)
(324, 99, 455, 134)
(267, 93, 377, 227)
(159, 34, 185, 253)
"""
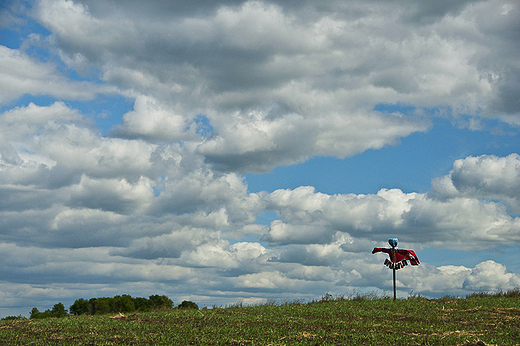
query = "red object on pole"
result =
(372, 247, 420, 265)
(372, 239, 420, 300)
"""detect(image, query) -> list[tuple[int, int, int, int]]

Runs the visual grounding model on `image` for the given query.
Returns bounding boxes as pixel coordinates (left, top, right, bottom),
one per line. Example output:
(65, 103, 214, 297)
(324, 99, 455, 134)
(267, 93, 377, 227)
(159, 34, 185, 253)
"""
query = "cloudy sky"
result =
(0, 0, 519, 317)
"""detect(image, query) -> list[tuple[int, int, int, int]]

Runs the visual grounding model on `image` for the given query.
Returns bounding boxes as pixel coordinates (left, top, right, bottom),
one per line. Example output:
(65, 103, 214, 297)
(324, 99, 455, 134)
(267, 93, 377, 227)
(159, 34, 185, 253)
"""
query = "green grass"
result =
(1, 292, 519, 345)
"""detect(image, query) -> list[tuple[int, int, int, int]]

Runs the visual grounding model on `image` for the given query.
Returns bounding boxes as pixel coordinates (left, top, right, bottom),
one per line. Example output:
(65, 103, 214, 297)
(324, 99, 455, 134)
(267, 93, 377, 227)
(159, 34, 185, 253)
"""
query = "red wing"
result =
(372, 247, 391, 255)
(372, 247, 420, 265)
(396, 249, 420, 265)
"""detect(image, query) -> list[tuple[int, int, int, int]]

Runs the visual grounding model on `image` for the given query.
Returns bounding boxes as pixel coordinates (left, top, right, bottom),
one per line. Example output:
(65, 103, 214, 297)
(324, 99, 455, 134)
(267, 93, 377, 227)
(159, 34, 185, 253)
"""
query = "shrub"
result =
(178, 300, 199, 310)
(1, 315, 26, 321)
(149, 295, 174, 310)
(503, 287, 520, 298)
(70, 298, 90, 316)
(110, 295, 135, 313)
(30, 303, 68, 319)
(466, 287, 520, 299)
(133, 297, 151, 311)
(51, 303, 68, 318)
(30, 307, 40, 319)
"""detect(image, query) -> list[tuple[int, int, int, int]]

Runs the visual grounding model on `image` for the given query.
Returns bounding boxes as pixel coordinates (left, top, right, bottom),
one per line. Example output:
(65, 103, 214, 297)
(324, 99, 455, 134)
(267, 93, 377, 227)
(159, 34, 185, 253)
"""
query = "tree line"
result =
(29, 294, 198, 319)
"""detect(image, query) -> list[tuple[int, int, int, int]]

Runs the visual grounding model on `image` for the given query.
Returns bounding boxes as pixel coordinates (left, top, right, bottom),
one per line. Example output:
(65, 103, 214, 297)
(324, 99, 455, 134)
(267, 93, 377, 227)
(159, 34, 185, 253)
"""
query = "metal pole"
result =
(393, 267, 396, 300)
(390, 246, 397, 300)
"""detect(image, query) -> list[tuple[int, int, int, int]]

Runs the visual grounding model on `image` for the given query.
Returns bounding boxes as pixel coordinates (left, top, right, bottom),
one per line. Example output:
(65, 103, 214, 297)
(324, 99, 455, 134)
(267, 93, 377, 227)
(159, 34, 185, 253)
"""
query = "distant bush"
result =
(1, 315, 26, 321)
(52, 302, 68, 317)
(31, 294, 177, 318)
(502, 287, 520, 298)
(177, 300, 199, 310)
(68, 295, 174, 316)
(69, 298, 89, 316)
(110, 295, 136, 313)
(133, 297, 151, 312)
(30, 303, 68, 319)
(466, 287, 520, 299)
(309, 291, 390, 304)
(149, 295, 174, 311)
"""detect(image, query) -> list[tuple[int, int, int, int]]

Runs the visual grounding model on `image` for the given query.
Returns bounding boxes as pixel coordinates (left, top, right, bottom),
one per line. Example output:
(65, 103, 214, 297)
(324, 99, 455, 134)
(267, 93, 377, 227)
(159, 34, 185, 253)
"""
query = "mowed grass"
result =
(1, 293, 519, 345)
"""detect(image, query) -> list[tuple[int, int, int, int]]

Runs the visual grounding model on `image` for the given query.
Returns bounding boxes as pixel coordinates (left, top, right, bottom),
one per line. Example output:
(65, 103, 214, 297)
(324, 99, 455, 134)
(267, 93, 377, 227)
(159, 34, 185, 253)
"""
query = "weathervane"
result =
(372, 238, 419, 300)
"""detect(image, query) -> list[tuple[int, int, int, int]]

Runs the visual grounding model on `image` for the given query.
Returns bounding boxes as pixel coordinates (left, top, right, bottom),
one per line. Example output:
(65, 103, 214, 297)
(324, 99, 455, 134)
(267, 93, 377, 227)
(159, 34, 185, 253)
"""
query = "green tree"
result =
(51, 302, 68, 317)
(70, 298, 90, 316)
(89, 297, 111, 315)
(88, 298, 98, 315)
(1, 315, 26, 321)
(110, 295, 122, 312)
(38, 310, 54, 319)
(110, 295, 136, 313)
(133, 297, 151, 311)
(30, 307, 40, 319)
(95, 298, 111, 314)
(178, 300, 199, 310)
(149, 295, 174, 310)
(121, 294, 136, 312)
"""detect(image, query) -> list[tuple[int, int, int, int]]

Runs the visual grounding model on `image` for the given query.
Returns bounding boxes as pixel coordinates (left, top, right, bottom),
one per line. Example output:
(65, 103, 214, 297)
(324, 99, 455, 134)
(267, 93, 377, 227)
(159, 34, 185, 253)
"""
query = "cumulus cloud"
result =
(111, 95, 197, 142)
(274, 242, 347, 267)
(66, 175, 155, 214)
(29, 0, 520, 171)
(431, 154, 520, 212)
(391, 260, 520, 296)
(0, 45, 115, 105)
(112, 227, 224, 260)
(197, 110, 427, 173)
(29, 0, 520, 118)
(462, 260, 520, 291)
(261, 184, 520, 250)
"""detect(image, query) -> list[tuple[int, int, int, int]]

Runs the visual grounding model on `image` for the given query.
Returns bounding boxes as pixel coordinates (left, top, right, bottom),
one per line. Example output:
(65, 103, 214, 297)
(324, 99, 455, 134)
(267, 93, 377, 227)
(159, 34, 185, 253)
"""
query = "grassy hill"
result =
(1, 291, 519, 345)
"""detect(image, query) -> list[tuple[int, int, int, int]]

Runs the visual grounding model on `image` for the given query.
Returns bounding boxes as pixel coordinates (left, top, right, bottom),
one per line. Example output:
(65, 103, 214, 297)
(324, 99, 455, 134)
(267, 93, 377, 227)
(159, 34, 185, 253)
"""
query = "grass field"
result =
(1, 292, 519, 345)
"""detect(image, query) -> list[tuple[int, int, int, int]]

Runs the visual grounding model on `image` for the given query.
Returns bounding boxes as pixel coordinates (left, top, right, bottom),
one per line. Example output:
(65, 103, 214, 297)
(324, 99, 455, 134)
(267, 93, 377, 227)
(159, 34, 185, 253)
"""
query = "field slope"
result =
(1, 295, 519, 345)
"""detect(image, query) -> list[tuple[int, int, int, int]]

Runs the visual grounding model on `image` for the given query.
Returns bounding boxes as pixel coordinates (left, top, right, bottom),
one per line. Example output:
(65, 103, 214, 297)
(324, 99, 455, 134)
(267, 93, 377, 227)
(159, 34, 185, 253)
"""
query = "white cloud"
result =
(66, 175, 155, 214)
(36, 122, 157, 183)
(30, 0, 518, 172)
(112, 227, 222, 260)
(392, 260, 520, 296)
(47, 207, 129, 247)
(0, 103, 162, 192)
(462, 260, 520, 291)
(262, 183, 519, 250)
(274, 242, 347, 267)
(112, 95, 196, 142)
(0, 45, 114, 105)
(1, 101, 82, 128)
(182, 240, 269, 269)
(150, 170, 262, 225)
(431, 154, 520, 212)
(468, 0, 520, 119)
(197, 109, 428, 173)
(401, 195, 519, 249)
(30, 0, 519, 121)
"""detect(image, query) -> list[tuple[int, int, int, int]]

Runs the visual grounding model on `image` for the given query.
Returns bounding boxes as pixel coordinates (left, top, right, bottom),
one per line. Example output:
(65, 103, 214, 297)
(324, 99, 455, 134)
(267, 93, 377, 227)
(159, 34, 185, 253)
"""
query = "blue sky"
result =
(0, 0, 519, 318)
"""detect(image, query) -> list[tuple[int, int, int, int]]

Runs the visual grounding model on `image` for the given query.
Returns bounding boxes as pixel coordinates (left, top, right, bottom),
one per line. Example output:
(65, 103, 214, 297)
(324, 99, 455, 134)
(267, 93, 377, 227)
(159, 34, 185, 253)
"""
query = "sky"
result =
(0, 0, 519, 318)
